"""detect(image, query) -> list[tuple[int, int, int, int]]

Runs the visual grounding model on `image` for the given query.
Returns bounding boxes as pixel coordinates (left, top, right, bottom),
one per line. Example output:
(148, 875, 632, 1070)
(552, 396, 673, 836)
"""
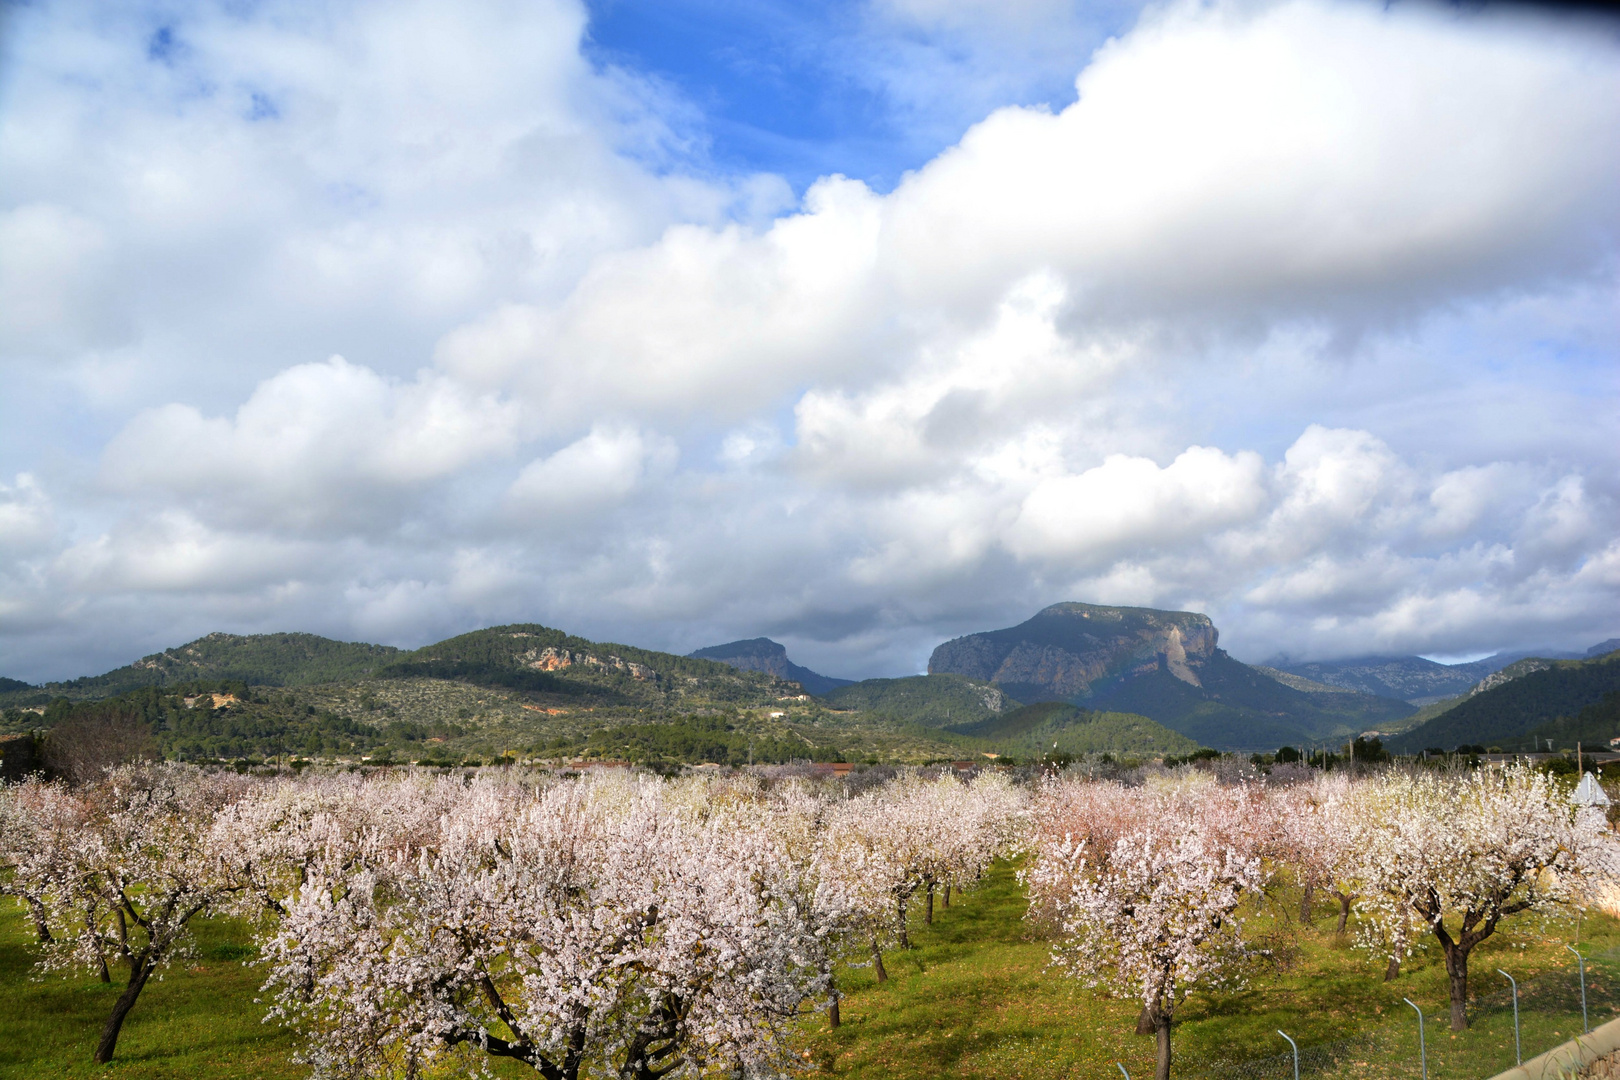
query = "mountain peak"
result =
(929, 601, 1413, 750)
(687, 638, 851, 696)
(689, 638, 788, 662)
(929, 602, 1219, 701)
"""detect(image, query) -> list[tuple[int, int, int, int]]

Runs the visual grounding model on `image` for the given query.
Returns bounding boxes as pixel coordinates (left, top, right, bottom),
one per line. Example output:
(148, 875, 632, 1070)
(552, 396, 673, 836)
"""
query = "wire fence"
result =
(1187, 946, 1620, 1080)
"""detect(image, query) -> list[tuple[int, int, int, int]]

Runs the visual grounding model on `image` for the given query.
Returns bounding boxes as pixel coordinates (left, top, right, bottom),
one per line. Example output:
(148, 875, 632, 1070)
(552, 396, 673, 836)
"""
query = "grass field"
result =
(3, 862, 1617, 1079)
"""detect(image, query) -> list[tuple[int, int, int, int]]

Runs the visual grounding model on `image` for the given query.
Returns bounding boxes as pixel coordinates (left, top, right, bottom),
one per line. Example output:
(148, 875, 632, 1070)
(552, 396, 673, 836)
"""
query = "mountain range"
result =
(5, 608, 1616, 763)
(1264, 650, 1584, 705)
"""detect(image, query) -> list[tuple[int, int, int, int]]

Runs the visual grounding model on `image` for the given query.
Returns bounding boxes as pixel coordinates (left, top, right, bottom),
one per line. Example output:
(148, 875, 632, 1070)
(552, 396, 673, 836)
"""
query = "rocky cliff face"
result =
(928, 602, 1219, 703)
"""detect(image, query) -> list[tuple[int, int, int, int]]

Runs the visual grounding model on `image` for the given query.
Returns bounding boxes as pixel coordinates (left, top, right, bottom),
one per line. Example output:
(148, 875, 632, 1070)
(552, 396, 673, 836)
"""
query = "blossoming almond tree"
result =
(0, 764, 258, 1063)
(1028, 781, 1266, 1080)
(255, 773, 826, 1079)
(1347, 766, 1620, 1031)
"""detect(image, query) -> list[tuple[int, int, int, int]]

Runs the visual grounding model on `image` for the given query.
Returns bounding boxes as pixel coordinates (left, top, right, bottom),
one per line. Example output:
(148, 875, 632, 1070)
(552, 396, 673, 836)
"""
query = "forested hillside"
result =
(0, 633, 401, 704)
(1388, 652, 1620, 752)
(822, 674, 1017, 727)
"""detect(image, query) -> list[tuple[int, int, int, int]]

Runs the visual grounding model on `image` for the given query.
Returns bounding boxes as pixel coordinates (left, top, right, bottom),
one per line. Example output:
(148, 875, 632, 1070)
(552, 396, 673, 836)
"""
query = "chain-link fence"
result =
(1187, 946, 1620, 1080)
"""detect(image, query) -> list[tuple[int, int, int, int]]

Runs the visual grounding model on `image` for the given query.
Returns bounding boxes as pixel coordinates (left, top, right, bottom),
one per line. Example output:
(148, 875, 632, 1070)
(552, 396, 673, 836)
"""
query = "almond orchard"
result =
(2, 760, 1617, 1079)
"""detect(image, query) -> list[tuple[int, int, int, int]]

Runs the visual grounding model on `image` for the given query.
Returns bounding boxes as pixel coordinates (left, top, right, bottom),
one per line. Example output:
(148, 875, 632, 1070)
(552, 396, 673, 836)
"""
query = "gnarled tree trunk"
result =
(871, 939, 888, 983)
(95, 954, 155, 1063)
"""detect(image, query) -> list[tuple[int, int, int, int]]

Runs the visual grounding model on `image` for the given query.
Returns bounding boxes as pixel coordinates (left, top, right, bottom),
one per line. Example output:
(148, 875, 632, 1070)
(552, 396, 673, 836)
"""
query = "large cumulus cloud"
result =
(1, 0, 1617, 682)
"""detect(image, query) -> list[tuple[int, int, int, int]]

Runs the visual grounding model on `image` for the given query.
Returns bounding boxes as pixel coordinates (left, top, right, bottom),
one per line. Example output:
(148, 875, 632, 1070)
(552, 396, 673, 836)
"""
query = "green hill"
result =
(949, 701, 1199, 758)
(4, 633, 403, 703)
(379, 624, 798, 706)
(1387, 651, 1620, 753)
(821, 674, 1018, 728)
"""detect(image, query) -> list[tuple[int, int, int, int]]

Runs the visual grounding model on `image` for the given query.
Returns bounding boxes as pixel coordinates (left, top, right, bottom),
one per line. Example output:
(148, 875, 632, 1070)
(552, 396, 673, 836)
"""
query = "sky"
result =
(1, 0, 1618, 684)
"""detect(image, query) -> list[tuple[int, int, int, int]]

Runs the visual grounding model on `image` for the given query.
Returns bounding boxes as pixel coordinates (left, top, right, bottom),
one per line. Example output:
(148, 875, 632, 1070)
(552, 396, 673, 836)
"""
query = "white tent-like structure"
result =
(1572, 773, 1611, 807)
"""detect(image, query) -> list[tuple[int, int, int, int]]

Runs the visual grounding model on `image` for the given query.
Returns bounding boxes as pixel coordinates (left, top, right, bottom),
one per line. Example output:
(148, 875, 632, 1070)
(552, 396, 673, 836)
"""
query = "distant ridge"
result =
(687, 638, 852, 696)
(1267, 649, 1585, 705)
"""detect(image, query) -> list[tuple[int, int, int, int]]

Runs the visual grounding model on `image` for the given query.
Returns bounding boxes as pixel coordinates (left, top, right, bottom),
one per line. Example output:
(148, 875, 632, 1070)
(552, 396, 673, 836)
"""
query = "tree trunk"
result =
(1136, 1005, 1155, 1036)
(94, 956, 154, 1063)
(86, 906, 110, 983)
(1155, 1017, 1173, 1080)
(1335, 892, 1353, 935)
(1299, 877, 1315, 923)
(897, 896, 911, 949)
(828, 995, 840, 1028)
(1444, 944, 1470, 1031)
(943, 883, 951, 908)
(27, 897, 52, 944)
(1385, 954, 1400, 981)
(871, 939, 888, 983)
(925, 881, 935, 925)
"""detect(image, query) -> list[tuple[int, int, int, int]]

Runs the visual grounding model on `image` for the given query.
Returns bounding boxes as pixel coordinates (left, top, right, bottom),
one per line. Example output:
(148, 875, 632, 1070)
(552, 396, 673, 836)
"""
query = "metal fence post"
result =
(1498, 969, 1520, 1065)
(1567, 944, 1589, 1033)
(1278, 1030, 1300, 1080)
(1117, 1063, 1130, 1080)
(1403, 998, 1427, 1080)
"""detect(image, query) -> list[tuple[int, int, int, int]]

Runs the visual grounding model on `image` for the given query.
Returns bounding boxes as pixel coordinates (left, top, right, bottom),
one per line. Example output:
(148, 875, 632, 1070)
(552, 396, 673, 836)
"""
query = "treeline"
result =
(549, 715, 847, 767)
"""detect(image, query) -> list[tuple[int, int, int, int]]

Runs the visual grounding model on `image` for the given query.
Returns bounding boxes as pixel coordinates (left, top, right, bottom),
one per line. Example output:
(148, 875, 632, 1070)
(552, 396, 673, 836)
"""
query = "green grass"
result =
(4, 867, 1617, 1080)
(0, 906, 301, 1079)
(803, 862, 1620, 1080)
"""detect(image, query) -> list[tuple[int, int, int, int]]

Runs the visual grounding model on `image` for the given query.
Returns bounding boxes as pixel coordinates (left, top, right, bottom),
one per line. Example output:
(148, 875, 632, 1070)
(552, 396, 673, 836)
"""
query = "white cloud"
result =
(53, 511, 317, 594)
(0, 474, 56, 553)
(1009, 446, 1270, 563)
(101, 356, 521, 532)
(507, 426, 677, 516)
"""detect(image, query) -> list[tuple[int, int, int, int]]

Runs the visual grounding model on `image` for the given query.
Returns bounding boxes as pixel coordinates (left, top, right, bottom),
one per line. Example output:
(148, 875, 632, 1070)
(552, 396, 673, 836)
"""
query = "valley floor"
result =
(1, 863, 1616, 1079)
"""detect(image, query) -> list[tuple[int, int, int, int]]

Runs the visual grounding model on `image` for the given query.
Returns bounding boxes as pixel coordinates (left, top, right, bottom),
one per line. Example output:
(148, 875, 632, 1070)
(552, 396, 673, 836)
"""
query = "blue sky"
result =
(584, 0, 1138, 189)
(0, 0, 1617, 682)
